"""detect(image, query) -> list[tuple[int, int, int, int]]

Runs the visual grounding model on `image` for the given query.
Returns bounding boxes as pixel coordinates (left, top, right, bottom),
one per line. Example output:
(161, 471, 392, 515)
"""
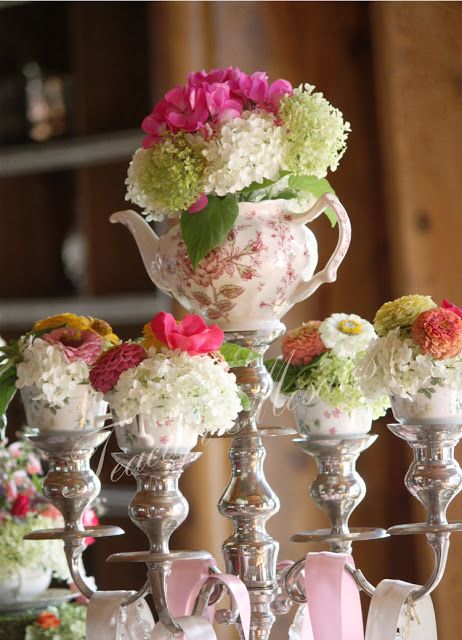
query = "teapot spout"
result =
(110, 210, 170, 295)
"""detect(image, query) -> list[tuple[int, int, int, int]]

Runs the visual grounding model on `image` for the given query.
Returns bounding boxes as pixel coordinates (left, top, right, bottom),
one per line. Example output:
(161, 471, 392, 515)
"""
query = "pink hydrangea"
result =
(282, 321, 327, 366)
(89, 343, 147, 393)
(412, 308, 462, 359)
(43, 328, 103, 365)
(151, 311, 224, 355)
(141, 67, 293, 147)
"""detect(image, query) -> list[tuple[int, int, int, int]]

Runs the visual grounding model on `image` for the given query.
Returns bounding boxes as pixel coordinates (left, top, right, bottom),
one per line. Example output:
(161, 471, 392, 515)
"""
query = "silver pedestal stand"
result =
(347, 422, 462, 602)
(218, 328, 296, 640)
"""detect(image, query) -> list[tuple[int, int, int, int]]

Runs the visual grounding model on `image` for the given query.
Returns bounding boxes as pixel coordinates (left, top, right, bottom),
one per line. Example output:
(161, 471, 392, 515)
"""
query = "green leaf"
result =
(238, 391, 251, 411)
(220, 343, 259, 367)
(0, 365, 17, 433)
(288, 175, 337, 226)
(180, 195, 238, 269)
(264, 358, 301, 394)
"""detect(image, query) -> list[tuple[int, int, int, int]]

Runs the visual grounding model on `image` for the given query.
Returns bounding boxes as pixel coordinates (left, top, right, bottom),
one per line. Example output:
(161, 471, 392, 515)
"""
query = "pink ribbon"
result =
(304, 552, 364, 640)
(185, 571, 251, 640)
(166, 558, 250, 640)
(167, 559, 216, 620)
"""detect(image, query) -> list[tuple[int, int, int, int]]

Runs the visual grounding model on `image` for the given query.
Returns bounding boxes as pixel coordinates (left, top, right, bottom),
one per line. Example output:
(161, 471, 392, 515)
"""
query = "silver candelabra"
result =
(23, 353, 462, 638)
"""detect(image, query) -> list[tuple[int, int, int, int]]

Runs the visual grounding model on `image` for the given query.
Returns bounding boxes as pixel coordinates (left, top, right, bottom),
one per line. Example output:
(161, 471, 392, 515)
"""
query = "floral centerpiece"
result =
(90, 312, 254, 453)
(266, 313, 389, 437)
(126, 66, 350, 267)
(0, 313, 119, 432)
(357, 296, 462, 424)
(25, 603, 86, 640)
(0, 439, 69, 602)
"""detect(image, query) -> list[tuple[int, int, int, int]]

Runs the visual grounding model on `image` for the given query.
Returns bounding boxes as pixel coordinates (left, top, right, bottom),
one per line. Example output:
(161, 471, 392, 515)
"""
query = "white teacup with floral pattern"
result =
(390, 384, 462, 425)
(21, 385, 108, 432)
(292, 392, 372, 438)
(114, 414, 199, 454)
(0, 567, 51, 604)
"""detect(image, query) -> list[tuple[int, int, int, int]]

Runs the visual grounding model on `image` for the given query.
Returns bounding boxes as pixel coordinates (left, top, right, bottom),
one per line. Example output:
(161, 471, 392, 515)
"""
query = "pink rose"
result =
(90, 343, 147, 394)
(11, 495, 31, 517)
(151, 312, 224, 355)
(442, 299, 462, 320)
(43, 328, 103, 365)
(188, 193, 208, 214)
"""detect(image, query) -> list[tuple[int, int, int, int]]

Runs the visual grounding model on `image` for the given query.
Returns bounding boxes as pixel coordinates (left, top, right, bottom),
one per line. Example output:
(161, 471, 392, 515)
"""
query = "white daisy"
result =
(319, 313, 376, 358)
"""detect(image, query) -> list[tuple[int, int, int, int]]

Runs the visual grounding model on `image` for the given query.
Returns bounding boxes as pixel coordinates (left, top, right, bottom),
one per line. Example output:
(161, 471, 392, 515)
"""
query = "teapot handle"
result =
(288, 193, 351, 305)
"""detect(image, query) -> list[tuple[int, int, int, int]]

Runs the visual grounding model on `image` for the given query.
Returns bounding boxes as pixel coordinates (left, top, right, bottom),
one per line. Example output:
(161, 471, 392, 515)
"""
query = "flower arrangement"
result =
(357, 296, 462, 401)
(89, 312, 255, 449)
(125, 66, 350, 268)
(266, 313, 388, 419)
(0, 313, 119, 428)
(0, 439, 69, 582)
(25, 603, 86, 640)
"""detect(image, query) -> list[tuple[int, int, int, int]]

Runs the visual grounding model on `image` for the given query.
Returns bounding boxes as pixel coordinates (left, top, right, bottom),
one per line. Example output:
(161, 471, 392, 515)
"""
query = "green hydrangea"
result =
(25, 604, 86, 640)
(279, 84, 351, 178)
(125, 134, 205, 219)
(296, 352, 388, 418)
(0, 515, 69, 581)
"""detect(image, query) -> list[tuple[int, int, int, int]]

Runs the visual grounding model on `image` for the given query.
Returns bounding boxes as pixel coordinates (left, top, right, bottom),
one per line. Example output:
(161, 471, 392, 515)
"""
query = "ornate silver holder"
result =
(23, 428, 124, 598)
(218, 328, 296, 640)
(24, 431, 240, 636)
(281, 433, 386, 605)
(347, 422, 462, 601)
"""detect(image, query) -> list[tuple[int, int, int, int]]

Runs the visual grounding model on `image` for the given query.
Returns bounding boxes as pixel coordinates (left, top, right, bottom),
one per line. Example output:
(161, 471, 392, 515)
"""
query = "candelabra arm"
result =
(122, 580, 151, 606)
(411, 533, 450, 602)
(284, 558, 306, 604)
(148, 563, 184, 637)
(64, 540, 95, 600)
(344, 564, 376, 597)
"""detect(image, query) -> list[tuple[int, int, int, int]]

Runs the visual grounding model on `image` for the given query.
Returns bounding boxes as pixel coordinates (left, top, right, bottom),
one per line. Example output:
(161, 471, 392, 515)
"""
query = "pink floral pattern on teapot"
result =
(111, 193, 351, 331)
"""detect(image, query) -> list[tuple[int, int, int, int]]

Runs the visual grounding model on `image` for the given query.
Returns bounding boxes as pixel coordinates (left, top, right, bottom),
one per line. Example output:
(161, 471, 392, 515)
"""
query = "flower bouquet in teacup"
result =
(90, 311, 254, 455)
(112, 67, 352, 331)
(358, 295, 462, 425)
(0, 313, 119, 433)
(0, 438, 70, 603)
(24, 603, 87, 640)
(266, 313, 389, 438)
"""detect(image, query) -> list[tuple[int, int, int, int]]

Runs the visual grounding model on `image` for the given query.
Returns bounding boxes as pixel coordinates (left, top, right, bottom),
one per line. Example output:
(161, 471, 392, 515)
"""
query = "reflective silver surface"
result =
(23, 429, 124, 599)
(219, 328, 285, 640)
(291, 435, 386, 553)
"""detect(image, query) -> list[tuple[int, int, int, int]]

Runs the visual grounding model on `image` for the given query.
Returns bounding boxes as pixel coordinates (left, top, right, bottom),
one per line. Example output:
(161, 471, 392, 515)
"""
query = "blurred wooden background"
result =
(1, 2, 462, 638)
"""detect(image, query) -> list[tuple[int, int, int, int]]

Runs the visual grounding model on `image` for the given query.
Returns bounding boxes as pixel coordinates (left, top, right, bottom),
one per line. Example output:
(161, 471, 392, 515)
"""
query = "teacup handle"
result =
(288, 193, 351, 305)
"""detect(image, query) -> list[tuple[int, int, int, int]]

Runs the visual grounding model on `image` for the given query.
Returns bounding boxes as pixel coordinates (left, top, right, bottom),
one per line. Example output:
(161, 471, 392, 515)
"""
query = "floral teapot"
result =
(111, 193, 351, 331)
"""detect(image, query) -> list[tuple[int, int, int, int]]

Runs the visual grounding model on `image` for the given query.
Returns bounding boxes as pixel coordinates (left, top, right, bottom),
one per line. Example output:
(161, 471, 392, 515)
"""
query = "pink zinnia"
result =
(282, 321, 327, 365)
(89, 343, 147, 393)
(43, 328, 103, 365)
(412, 307, 462, 359)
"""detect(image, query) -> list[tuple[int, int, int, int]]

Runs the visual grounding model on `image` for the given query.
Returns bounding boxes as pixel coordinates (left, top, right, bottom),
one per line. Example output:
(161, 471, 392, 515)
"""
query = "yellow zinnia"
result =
(88, 318, 119, 345)
(33, 313, 91, 333)
(374, 295, 436, 337)
(142, 322, 163, 351)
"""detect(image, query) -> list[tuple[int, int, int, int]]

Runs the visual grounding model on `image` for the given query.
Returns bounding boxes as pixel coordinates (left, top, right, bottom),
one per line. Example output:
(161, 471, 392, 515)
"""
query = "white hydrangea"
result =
(356, 328, 462, 400)
(319, 313, 376, 358)
(202, 110, 285, 196)
(109, 349, 242, 435)
(16, 338, 89, 407)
